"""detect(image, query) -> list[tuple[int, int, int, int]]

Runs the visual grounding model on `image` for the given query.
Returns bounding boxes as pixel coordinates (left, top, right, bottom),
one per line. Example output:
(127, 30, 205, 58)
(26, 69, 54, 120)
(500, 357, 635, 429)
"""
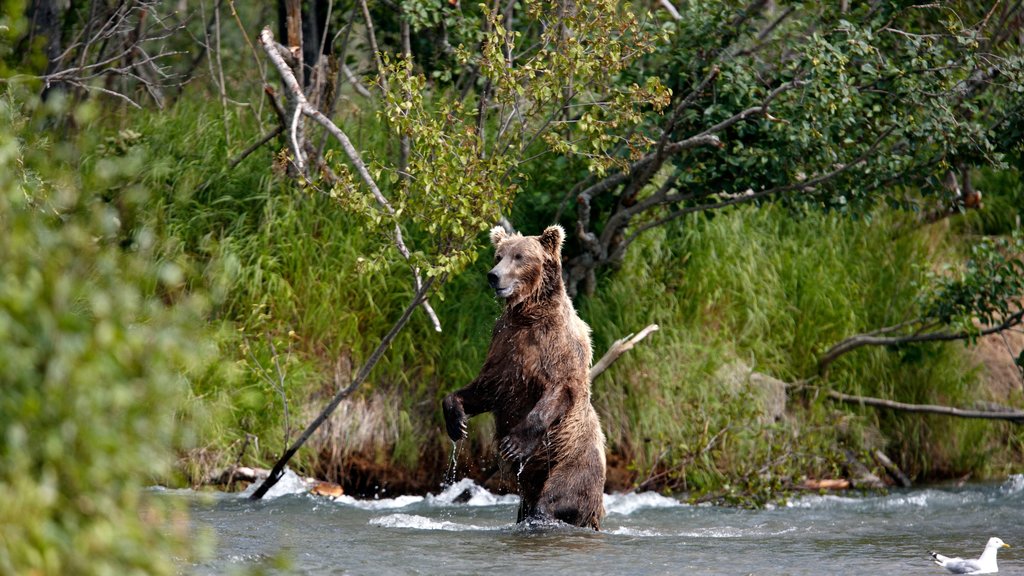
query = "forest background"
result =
(2, 1, 1024, 573)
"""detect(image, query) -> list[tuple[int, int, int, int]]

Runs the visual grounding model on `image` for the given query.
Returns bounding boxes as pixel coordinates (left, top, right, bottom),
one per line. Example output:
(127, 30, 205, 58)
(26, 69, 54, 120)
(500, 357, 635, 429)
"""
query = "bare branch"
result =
(228, 125, 284, 169)
(249, 277, 436, 500)
(817, 309, 1024, 377)
(358, 0, 389, 94)
(590, 324, 660, 381)
(827, 389, 1024, 424)
(258, 26, 442, 332)
(658, 0, 682, 20)
(617, 124, 899, 259)
(341, 65, 373, 98)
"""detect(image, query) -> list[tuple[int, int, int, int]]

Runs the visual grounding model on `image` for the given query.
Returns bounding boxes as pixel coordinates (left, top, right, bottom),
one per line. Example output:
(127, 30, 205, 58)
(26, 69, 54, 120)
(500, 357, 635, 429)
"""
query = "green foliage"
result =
(0, 92, 221, 575)
(377, 55, 515, 278)
(921, 233, 1024, 333)
(647, 1, 1024, 212)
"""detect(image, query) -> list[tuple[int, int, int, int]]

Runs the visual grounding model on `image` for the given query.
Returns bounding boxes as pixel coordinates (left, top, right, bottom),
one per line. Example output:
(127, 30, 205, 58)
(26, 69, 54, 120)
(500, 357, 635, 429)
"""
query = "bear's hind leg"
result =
(536, 446, 606, 530)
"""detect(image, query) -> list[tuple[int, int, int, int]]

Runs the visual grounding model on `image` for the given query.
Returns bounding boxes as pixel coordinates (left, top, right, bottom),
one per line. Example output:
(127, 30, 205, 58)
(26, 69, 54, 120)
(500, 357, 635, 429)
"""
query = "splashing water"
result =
(444, 440, 462, 487)
(1000, 474, 1024, 497)
(237, 468, 310, 500)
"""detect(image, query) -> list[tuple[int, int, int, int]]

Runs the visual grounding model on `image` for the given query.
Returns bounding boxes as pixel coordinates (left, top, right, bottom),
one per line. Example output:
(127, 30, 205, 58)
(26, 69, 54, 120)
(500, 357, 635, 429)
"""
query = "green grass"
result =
(580, 205, 1020, 500)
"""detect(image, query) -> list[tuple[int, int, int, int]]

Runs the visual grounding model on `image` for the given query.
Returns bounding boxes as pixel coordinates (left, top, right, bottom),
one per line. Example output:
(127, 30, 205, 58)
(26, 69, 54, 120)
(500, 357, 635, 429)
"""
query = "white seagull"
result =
(930, 537, 1010, 574)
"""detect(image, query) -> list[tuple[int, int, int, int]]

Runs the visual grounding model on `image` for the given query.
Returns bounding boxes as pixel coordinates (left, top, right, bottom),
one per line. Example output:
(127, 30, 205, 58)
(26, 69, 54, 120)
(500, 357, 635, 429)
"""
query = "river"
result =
(170, 473, 1024, 575)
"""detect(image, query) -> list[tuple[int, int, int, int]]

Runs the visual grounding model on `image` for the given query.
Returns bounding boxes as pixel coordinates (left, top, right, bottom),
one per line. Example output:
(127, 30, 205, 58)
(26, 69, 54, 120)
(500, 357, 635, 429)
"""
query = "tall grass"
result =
(582, 205, 1018, 499)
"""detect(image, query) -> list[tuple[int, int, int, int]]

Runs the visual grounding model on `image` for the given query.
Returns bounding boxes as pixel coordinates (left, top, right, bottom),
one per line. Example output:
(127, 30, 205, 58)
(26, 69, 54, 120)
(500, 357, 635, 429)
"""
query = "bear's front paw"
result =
(442, 394, 468, 442)
(499, 429, 542, 462)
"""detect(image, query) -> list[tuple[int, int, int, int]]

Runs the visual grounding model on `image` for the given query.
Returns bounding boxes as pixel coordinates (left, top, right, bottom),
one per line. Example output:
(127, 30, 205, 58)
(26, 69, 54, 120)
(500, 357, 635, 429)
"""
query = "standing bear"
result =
(443, 224, 607, 530)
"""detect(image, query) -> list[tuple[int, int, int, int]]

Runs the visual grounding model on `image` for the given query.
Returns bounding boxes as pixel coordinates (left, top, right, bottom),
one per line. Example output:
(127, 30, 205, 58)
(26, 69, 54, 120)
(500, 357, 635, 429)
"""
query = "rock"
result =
(310, 481, 345, 498)
(715, 360, 788, 423)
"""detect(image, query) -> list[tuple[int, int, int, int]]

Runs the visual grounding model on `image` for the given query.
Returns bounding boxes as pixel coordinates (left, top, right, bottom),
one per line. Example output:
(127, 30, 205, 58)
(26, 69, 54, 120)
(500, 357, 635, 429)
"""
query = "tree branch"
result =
(826, 389, 1024, 424)
(590, 324, 660, 382)
(249, 277, 435, 499)
(258, 26, 442, 332)
(817, 309, 1024, 377)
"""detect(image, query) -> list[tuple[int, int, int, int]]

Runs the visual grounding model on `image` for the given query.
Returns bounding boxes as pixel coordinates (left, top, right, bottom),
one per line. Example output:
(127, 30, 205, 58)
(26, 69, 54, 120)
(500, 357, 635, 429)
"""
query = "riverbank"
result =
(174, 192, 1023, 505)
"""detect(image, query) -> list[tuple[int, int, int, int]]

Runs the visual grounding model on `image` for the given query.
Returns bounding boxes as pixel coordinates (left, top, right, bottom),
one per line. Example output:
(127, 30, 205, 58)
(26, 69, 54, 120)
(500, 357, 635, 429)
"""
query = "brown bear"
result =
(442, 224, 607, 530)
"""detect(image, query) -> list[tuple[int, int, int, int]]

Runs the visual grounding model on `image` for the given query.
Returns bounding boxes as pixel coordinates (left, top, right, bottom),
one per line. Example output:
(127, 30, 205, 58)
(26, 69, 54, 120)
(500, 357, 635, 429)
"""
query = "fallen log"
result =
(827, 390, 1024, 424)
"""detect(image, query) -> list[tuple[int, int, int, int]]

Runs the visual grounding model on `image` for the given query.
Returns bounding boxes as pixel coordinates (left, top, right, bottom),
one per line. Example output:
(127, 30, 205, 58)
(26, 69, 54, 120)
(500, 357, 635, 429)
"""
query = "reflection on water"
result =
(173, 474, 1024, 575)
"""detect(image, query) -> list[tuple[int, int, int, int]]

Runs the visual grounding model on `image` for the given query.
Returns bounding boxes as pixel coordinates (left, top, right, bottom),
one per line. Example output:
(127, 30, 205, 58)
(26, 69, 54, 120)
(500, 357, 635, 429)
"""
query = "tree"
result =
(8, 0, 188, 108)
(254, 1, 1024, 296)
(554, 1, 1024, 296)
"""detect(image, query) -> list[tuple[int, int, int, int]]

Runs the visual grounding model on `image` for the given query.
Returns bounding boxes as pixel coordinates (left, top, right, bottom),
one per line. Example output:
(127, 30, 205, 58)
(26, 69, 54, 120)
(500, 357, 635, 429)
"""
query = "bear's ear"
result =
(490, 225, 509, 247)
(539, 225, 565, 256)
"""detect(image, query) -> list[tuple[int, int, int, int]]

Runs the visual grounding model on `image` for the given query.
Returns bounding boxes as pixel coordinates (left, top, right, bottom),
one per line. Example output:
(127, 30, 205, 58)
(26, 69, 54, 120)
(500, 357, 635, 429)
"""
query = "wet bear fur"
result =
(443, 225, 607, 530)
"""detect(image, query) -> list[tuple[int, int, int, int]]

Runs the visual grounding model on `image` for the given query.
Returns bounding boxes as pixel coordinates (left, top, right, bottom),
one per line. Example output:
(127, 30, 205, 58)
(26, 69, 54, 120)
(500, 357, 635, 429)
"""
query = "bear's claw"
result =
(499, 437, 523, 461)
(499, 434, 539, 462)
(442, 395, 468, 442)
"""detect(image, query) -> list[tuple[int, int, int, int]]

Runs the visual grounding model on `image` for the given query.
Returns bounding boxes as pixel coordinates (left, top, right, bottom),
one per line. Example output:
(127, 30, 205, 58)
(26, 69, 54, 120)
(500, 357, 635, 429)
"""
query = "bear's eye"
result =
(494, 255, 503, 264)
(514, 253, 523, 261)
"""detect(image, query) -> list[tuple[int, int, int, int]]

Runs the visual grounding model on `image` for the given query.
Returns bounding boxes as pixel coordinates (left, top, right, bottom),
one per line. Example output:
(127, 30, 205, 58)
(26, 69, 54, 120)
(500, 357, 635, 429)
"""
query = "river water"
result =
(171, 473, 1024, 575)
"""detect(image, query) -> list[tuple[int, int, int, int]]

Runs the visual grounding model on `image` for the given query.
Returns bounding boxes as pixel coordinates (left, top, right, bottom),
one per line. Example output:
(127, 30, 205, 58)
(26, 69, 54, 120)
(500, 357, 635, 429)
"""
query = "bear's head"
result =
(487, 225, 565, 306)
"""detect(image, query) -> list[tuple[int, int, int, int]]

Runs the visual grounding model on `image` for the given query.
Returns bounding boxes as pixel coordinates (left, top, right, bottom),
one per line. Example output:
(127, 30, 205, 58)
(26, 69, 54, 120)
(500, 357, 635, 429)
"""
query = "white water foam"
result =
(1000, 474, 1024, 496)
(332, 494, 425, 510)
(238, 468, 311, 500)
(677, 526, 798, 538)
(607, 526, 666, 537)
(877, 492, 931, 509)
(785, 493, 863, 509)
(326, 479, 517, 511)
(604, 491, 684, 515)
(785, 491, 935, 510)
(369, 513, 495, 531)
(427, 478, 520, 507)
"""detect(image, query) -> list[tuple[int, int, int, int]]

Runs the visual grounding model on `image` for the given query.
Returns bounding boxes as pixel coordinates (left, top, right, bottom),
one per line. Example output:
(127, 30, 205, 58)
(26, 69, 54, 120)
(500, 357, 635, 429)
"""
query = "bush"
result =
(0, 92, 220, 575)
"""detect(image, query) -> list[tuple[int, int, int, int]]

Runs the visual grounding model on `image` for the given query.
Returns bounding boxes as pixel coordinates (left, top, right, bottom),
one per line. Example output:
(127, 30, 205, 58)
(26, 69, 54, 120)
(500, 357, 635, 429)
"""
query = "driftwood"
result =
(799, 478, 850, 490)
(873, 450, 911, 487)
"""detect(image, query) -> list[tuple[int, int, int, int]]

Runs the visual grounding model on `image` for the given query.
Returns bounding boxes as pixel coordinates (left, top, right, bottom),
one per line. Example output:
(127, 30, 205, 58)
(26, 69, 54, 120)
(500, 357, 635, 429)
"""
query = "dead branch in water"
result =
(249, 277, 435, 500)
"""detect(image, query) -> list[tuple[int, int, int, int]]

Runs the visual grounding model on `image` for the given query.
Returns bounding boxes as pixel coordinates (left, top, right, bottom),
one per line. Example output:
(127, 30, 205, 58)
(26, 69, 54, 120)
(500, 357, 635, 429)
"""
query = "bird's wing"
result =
(941, 558, 984, 574)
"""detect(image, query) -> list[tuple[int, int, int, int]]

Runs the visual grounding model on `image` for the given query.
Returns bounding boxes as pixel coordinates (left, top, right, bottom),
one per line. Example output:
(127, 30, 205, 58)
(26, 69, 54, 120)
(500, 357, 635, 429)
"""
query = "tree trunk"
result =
(277, 0, 332, 86)
(24, 0, 65, 99)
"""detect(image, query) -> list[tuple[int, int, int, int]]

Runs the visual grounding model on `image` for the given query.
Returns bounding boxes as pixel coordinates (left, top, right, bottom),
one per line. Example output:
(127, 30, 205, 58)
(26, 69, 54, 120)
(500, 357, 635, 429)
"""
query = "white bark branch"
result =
(658, 0, 682, 20)
(827, 389, 1024, 424)
(258, 26, 441, 332)
(590, 324, 660, 381)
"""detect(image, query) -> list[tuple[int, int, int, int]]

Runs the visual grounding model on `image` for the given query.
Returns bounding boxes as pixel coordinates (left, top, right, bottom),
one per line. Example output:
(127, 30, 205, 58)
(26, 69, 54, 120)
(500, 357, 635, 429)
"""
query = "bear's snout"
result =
(487, 271, 500, 289)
